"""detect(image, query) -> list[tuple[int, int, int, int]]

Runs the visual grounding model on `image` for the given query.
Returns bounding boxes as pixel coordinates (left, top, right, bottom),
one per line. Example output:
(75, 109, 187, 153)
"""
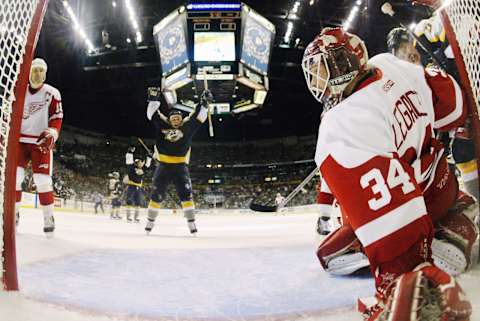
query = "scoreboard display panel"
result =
(194, 32, 236, 62)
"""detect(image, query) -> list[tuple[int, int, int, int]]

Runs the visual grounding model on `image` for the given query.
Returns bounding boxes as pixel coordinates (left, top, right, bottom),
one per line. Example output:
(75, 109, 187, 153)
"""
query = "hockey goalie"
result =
(302, 27, 475, 320)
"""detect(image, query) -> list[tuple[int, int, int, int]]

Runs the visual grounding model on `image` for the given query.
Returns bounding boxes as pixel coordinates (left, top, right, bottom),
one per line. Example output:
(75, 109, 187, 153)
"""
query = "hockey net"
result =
(441, 1, 480, 162)
(0, 0, 48, 291)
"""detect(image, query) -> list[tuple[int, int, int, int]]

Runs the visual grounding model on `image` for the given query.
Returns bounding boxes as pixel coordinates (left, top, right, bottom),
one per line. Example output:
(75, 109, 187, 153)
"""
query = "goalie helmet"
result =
(302, 27, 368, 111)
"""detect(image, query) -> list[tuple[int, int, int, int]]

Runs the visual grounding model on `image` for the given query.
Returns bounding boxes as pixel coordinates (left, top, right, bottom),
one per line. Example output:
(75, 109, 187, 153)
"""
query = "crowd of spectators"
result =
(20, 136, 320, 210)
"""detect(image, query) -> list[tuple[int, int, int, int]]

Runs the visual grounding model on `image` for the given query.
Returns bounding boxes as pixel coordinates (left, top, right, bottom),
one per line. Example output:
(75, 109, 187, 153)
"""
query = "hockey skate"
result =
(316, 216, 331, 235)
(15, 211, 19, 227)
(43, 215, 55, 238)
(187, 220, 197, 235)
(145, 219, 155, 235)
(134, 218, 140, 223)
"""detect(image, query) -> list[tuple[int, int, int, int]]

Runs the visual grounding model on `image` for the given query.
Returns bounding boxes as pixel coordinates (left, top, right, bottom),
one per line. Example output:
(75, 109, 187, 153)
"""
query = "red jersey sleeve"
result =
(424, 67, 467, 131)
(48, 87, 63, 135)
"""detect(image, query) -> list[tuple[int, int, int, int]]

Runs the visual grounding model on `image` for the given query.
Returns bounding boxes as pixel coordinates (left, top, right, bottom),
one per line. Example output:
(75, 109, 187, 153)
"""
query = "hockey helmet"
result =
(387, 27, 412, 54)
(302, 27, 368, 111)
(134, 159, 144, 167)
(168, 109, 183, 118)
(110, 171, 120, 179)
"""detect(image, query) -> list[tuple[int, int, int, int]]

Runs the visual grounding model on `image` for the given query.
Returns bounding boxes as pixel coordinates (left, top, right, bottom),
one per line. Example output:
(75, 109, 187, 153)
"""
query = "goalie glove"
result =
(36, 128, 58, 153)
(147, 101, 161, 121)
(200, 89, 213, 107)
(145, 156, 152, 168)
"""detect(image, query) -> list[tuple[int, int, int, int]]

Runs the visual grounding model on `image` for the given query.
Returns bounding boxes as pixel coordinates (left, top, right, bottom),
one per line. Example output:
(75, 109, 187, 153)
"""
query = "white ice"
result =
(1, 208, 479, 321)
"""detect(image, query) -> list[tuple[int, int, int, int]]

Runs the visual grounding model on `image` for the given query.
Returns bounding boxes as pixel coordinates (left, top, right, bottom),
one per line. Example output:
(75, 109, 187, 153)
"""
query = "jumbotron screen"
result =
(194, 32, 236, 62)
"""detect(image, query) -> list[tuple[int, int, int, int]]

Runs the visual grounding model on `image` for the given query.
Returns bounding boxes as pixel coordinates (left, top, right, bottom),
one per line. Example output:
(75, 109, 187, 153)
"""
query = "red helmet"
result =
(302, 27, 368, 110)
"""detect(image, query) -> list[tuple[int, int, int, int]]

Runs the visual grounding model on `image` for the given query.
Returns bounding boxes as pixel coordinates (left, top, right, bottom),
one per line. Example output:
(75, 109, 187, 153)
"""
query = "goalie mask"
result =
(302, 27, 368, 111)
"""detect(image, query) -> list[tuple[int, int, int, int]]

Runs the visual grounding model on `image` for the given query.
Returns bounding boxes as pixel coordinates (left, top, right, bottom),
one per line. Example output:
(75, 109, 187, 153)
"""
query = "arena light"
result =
(284, 21, 294, 43)
(62, 0, 95, 53)
(283, 0, 303, 44)
(343, 1, 361, 31)
(292, 1, 301, 14)
(124, 0, 142, 43)
(309, 0, 314, 5)
(112, 1, 117, 8)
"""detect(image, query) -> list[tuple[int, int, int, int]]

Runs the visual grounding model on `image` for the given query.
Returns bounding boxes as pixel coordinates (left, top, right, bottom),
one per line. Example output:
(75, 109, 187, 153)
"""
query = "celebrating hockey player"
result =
(15, 58, 63, 237)
(144, 87, 209, 235)
(108, 171, 122, 219)
(125, 147, 151, 222)
(302, 27, 473, 320)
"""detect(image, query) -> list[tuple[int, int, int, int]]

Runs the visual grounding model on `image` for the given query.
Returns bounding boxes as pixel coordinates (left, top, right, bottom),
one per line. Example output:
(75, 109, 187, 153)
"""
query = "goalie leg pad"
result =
(374, 264, 472, 321)
(317, 224, 370, 275)
(435, 209, 479, 271)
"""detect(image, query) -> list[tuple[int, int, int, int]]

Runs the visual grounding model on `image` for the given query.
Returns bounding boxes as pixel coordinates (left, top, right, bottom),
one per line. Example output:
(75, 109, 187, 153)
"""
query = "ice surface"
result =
(0, 208, 479, 321)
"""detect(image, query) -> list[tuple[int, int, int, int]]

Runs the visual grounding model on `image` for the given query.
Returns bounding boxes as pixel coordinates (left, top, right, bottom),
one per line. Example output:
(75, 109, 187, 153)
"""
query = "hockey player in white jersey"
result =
(15, 58, 62, 237)
(302, 27, 472, 320)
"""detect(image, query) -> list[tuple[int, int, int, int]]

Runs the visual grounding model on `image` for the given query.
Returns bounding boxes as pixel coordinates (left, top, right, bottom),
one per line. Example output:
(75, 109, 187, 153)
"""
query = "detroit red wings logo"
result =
(23, 102, 45, 120)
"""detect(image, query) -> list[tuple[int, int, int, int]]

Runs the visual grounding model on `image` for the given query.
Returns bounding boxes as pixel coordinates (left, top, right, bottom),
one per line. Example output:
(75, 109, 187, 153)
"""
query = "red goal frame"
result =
(2, 0, 49, 291)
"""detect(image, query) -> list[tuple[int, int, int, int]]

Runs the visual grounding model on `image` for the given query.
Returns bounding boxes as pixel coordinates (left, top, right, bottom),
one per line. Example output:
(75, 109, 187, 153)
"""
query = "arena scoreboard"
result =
(153, 1, 275, 115)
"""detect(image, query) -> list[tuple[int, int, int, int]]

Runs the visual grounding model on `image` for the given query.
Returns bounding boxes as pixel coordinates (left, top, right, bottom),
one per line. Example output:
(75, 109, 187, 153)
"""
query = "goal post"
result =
(1, 0, 49, 291)
(440, 0, 480, 170)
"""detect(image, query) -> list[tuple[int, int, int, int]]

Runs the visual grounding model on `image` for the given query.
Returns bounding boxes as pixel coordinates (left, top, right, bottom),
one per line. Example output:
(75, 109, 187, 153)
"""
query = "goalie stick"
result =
(249, 167, 319, 212)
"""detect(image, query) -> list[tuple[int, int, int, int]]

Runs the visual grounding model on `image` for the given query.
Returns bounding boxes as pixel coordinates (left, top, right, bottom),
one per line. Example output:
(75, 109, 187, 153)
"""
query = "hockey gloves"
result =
(200, 89, 214, 107)
(36, 128, 57, 153)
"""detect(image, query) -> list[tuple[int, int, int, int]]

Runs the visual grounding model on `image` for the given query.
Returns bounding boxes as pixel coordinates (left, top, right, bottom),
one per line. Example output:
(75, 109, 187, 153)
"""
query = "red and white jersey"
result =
(21, 84, 63, 144)
(314, 53, 466, 264)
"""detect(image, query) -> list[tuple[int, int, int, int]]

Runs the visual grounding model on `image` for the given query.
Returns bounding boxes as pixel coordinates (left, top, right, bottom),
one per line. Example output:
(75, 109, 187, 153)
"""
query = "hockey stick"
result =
(202, 70, 214, 137)
(381, 2, 448, 70)
(249, 167, 319, 212)
(137, 137, 154, 158)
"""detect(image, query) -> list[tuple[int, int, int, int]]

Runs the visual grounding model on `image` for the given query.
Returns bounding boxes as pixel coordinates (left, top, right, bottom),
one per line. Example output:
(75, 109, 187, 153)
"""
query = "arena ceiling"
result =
(36, 0, 432, 142)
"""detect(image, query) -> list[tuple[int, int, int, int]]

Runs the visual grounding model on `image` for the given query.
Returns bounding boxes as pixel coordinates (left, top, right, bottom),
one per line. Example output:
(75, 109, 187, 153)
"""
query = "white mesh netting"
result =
(0, 0, 40, 280)
(445, 0, 480, 114)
